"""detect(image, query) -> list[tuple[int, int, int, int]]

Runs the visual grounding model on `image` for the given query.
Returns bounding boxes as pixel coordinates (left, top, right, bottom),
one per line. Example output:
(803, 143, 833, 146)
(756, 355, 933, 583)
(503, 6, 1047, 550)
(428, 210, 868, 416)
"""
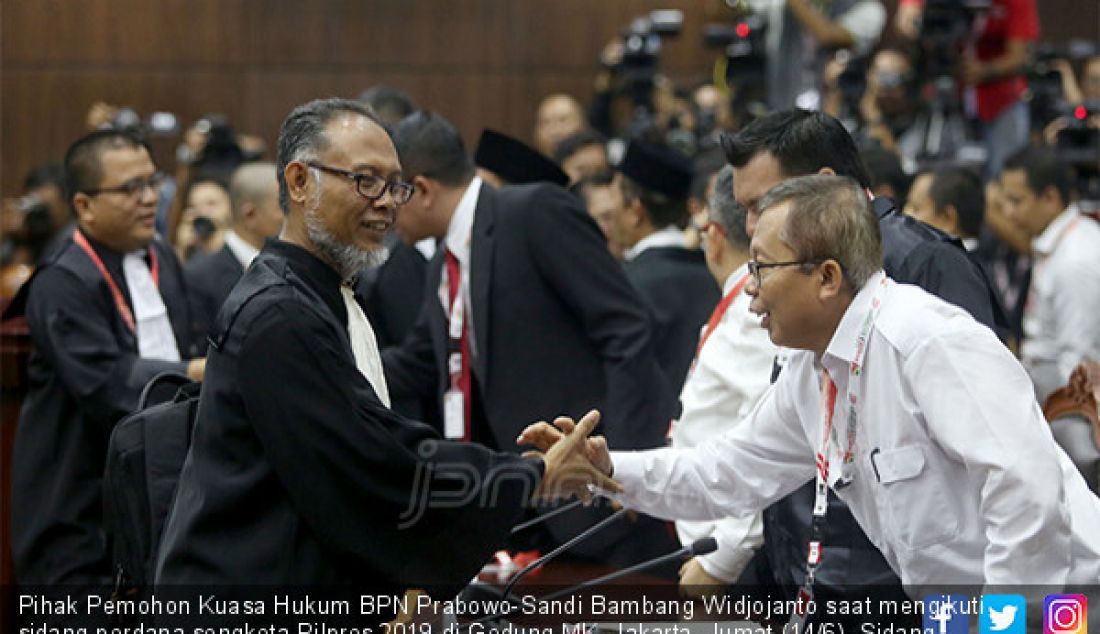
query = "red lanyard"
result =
(790, 276, 891, 632)
(72, 231, 159, 334)
(694, 272, 751, 358)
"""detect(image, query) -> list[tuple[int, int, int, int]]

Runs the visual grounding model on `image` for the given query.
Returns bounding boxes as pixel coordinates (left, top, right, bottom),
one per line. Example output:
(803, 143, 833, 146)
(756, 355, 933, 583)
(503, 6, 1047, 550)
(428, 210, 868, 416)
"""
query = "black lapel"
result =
(470, 182, 495, 384)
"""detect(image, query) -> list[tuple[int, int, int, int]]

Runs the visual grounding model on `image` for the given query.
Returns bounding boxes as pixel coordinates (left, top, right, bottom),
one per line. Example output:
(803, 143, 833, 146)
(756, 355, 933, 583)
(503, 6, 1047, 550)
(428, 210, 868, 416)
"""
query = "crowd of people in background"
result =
(3, 0, 1100, 623)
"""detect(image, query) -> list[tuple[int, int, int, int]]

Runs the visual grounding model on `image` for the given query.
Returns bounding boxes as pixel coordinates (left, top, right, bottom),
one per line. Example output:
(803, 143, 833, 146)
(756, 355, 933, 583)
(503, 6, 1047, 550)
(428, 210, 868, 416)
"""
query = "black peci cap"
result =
(618, 140, 693, 200)
(474, 129, 569, 187)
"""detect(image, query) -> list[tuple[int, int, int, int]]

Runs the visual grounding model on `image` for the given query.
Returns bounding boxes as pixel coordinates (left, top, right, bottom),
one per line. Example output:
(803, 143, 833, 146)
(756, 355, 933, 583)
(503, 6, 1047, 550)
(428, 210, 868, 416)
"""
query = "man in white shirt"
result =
(1001, 146, 1100, 403)
(523, 174, 1100, 593)
(674, 165, 775, 594)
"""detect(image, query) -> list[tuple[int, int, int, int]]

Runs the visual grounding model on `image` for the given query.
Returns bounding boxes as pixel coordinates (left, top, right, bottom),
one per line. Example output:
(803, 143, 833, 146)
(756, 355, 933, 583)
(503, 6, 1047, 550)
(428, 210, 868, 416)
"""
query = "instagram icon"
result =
(1045, 595, 1088, 634)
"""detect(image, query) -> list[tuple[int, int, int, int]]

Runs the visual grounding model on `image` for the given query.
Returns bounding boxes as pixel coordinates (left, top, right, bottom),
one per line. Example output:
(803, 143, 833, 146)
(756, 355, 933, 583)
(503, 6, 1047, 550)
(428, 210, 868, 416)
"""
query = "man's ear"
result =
(72, 193, 93, 225)
(943, 204, 961, 234)
(818, 258, 846, 300)
(1040, 184, 1063, 210)
(412, 175, 433, 209)
(285, 161, 312, 205)
(239, 201, 257, 222)
(625, 197, 647, 229)
(817, 166, 837, 177)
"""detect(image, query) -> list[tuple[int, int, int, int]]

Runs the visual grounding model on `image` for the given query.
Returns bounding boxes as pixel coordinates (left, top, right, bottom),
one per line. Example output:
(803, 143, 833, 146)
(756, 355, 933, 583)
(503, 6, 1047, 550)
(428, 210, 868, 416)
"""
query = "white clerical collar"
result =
(1032, 203, 1080, 257)
(823, 270, 888, 365)
(444, 176, 483, 264)
(961, 237, 980, 253)
(623, 225, 686, 261)
(224, 230, 260, 269)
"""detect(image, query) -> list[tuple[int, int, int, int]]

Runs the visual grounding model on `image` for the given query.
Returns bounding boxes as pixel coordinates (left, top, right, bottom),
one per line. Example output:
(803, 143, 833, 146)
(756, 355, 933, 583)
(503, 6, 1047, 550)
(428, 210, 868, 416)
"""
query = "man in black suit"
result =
(382, 111, 679, 570)
(615, 141, 720, 394)
(720, 109, 1000, 621)
(185, 161, 283, 348)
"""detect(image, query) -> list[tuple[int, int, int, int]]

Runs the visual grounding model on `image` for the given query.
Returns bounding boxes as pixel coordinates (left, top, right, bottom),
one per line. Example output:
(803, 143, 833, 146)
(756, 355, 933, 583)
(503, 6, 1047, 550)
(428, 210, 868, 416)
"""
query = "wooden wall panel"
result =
(2, 0, 1096, 195)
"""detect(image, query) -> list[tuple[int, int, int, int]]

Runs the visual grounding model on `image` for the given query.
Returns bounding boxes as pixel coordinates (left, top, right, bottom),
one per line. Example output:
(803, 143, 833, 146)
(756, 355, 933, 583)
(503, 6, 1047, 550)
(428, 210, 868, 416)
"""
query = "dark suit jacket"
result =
(184, 244, 244, 353)
(11, 231, 193, 584)
(624, 246, 719, 396)
(359, 238, 429, 349)
(760, 197, 1004, 603)
(383, 181, 679, 567)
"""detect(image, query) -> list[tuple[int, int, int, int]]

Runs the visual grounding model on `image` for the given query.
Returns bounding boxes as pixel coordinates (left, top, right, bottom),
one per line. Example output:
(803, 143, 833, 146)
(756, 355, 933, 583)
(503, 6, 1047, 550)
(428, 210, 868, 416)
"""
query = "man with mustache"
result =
(156, 99, 607, 601)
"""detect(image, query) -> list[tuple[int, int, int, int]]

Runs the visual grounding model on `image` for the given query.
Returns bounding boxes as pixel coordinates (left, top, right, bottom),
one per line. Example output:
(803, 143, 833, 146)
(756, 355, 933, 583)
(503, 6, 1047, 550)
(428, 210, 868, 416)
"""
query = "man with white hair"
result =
(522, 175, 1100, 600)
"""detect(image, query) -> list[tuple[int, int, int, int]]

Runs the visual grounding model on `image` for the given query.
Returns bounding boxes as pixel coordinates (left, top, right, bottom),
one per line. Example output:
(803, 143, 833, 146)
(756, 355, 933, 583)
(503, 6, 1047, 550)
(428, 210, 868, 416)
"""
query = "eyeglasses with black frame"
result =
(747, 258, 825, 284)
(84, 172, 166, 199)
(306, 161, 414, 206)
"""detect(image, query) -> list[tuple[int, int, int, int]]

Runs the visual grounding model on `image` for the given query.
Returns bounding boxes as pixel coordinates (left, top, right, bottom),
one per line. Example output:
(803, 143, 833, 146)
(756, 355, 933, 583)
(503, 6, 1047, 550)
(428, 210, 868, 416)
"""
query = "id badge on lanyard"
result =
(443, 291, 466, 440)
(788, 277, 891, 633)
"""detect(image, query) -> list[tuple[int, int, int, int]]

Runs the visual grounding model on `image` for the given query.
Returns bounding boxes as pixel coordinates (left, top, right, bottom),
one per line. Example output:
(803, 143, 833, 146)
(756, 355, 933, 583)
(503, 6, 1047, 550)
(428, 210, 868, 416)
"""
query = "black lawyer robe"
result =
(155, 240, 540, 595)
(9, 229, 193, 584)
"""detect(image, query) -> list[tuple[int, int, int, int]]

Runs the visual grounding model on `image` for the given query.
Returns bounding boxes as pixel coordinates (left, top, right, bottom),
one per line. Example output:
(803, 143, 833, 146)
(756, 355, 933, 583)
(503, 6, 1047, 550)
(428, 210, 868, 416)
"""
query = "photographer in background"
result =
(744, 0, 886, 110)
(23, 165, 75, 262)
(898, 0, 1039, 178)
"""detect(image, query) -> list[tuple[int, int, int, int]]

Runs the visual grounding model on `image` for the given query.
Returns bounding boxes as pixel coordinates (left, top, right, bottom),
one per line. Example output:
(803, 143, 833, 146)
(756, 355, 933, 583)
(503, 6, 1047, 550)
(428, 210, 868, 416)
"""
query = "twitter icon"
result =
(982, 595, 1027, 634)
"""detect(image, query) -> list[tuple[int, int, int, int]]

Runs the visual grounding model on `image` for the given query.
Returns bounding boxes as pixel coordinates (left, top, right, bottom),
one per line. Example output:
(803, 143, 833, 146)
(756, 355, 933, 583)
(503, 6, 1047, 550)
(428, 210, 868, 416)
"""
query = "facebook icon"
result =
(925, 595, 970, 634)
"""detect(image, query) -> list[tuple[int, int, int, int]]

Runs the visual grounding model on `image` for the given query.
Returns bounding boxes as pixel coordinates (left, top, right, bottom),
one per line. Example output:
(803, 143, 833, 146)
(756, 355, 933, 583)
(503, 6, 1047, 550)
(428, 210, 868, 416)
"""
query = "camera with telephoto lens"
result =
(702, 10, 768, 120)
(605, 10, 684, 126)
(917, 0, 990, 82)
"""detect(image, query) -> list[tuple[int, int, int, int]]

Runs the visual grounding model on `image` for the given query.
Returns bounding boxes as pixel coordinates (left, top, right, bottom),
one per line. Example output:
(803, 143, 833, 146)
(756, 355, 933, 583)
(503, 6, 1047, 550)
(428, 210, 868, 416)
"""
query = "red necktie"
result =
(444, 249, 472, 441)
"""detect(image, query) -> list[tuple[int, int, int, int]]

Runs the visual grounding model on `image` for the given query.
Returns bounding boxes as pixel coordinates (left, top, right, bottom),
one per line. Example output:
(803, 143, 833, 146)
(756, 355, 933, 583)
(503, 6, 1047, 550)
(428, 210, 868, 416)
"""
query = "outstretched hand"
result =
(521, 410, 620, 503)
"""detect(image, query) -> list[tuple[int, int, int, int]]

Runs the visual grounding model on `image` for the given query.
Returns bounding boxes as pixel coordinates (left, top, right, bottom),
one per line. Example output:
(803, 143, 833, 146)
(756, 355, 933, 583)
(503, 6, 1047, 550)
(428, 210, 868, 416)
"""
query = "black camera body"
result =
(607, 10, 684, 117)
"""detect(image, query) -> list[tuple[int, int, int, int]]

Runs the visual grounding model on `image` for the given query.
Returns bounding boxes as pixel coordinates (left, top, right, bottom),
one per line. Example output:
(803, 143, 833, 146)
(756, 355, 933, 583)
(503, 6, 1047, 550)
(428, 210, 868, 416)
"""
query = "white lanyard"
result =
(790, 276, 892, 631)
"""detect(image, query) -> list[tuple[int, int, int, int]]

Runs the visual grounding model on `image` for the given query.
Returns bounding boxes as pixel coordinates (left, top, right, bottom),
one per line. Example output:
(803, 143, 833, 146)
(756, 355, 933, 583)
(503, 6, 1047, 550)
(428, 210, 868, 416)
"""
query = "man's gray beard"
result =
(304, 202, 384, 282)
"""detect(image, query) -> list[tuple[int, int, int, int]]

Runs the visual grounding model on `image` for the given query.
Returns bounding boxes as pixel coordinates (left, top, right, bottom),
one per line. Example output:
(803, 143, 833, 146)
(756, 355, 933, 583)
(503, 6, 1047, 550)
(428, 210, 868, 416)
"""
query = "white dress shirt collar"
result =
(823, 270, 887, 366)
(223, 230, 261, 269)
(723, 261, 752, 295)
(444, 176, 483, 263)
(1032, 203, 1080, 257)
(623, 225, 686, 261)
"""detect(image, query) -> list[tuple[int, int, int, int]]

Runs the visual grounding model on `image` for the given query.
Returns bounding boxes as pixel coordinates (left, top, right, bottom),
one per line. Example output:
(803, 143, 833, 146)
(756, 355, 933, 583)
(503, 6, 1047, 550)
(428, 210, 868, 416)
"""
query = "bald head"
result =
(230, 162, 278, 220)
(229, 162, 283, 248)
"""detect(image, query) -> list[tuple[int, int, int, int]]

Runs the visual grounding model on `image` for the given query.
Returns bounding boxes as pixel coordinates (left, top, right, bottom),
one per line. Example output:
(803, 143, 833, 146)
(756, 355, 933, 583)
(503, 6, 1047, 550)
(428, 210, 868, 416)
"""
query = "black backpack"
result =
(103, 373, 200, 592)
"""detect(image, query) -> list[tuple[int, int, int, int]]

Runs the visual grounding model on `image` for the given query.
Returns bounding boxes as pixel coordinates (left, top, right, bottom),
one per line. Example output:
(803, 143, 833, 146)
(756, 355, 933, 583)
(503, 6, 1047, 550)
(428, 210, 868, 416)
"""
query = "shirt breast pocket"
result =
(872, 444, 960, 550)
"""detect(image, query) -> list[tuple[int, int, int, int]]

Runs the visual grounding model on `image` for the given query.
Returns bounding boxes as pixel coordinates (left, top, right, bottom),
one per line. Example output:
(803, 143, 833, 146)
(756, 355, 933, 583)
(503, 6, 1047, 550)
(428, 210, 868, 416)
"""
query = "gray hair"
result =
(229, 162, 278, 221)
(276, 97, 381, 214)
(708, 165, 751, 250)
(757, 175, 882, 289)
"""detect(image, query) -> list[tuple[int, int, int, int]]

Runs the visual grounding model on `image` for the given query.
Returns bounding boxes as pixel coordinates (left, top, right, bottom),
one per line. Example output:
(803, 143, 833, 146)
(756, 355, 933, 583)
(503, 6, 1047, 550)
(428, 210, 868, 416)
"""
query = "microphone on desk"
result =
(536, 536, 718, 604)
(509, 500, 584, 534)
(502, 507, 628, 599)
(460, 537, 718, 631)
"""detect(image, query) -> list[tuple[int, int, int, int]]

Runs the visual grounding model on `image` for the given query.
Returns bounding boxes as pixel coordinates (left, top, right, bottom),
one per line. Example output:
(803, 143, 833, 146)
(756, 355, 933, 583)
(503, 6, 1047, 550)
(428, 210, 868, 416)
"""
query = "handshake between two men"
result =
(522, 410, 622, 504)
